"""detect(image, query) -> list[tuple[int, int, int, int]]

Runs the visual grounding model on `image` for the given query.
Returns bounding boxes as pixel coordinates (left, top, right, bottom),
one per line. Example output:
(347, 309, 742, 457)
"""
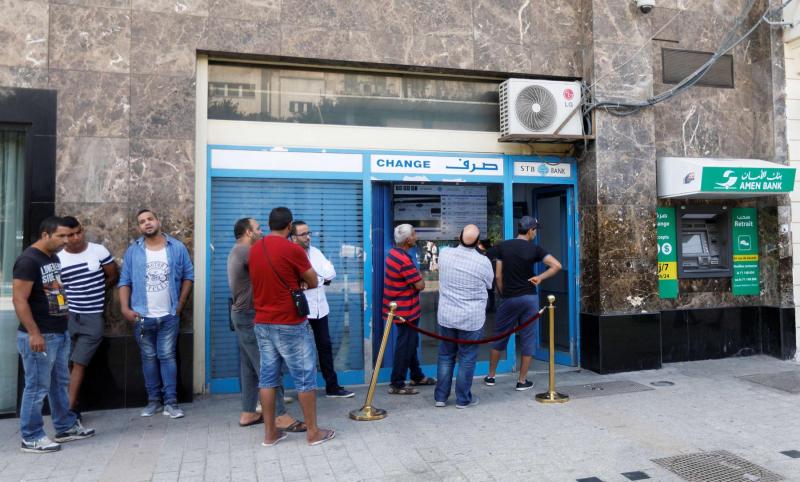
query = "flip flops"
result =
(278, 420, 307, 433)
(388, 386, 419, 395)
(261, 431, 288, 447)
(239, 415, 264, 427)
(308, 429, 336, 446)
(409, 377, 436, 386)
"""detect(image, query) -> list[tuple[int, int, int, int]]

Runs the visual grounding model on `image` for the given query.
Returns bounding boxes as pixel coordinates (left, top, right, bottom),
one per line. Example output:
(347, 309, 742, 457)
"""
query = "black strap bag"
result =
(261, 239, 310, 318)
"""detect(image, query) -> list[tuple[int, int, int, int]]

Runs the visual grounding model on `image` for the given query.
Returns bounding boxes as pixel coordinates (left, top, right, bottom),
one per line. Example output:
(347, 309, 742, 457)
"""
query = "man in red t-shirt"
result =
(248, 207, 335, 447)
(383, 224, 436, 395)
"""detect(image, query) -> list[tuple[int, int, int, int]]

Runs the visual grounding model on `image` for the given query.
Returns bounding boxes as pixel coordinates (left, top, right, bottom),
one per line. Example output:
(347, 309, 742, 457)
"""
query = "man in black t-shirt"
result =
(484, 216, 562, 391)
(13, 217, 95, 453)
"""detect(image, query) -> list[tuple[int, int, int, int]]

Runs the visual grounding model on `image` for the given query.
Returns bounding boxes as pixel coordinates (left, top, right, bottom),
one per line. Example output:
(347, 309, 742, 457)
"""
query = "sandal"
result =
(388, 386, 419, 395)
(261, 431, 288, 447)
(409, 377, 436, 386)
(239, 415, 264, 427)
(308, 429, 336, 446)
(278, 420, 307, 433)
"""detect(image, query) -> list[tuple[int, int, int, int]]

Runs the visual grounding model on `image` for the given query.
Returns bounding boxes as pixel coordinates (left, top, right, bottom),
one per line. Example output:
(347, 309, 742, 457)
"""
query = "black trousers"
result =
(390, 320, 425, 389)
(308, 316, 341, 393)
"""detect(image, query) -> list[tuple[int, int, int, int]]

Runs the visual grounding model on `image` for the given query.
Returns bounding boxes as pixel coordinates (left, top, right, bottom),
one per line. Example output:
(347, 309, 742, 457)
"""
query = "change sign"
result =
(657, 207, 678, 299)
(731, 208, 759, 296)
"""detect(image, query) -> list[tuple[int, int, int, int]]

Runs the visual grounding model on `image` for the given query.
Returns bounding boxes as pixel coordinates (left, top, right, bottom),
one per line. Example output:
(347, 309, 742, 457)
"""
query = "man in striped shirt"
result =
(59, 217, 118, 414)
(384, 224, 435, 395)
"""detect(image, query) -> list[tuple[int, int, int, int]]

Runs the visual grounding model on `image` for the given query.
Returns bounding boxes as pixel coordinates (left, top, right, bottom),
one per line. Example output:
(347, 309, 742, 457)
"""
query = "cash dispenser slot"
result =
(676, 207, 732, 278)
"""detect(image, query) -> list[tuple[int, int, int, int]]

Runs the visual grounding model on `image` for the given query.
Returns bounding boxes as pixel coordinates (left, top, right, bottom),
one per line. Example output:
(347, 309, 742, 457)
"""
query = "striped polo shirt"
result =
(382, 247, 423, 323)
(58, 242, 114, 314)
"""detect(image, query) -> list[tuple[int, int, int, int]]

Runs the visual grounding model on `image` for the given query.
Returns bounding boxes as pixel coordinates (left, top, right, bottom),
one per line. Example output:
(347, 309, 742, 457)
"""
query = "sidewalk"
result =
(1, 355, 799, 481)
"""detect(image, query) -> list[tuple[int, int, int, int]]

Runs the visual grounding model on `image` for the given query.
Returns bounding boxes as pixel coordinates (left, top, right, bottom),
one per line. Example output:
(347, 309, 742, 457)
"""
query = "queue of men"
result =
(13, 206, 560, 453)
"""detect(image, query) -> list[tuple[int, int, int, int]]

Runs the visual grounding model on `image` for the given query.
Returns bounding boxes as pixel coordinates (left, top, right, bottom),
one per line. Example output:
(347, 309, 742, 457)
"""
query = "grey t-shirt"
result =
(227, 243, 253, 312)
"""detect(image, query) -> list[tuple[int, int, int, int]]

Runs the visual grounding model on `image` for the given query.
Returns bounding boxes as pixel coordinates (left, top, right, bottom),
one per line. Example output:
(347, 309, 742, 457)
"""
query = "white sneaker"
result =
(434, 401, 446, 407)
(163, 404, 185, 419)
(20, 436, 61, 453)
(456, 396, 480, 409)
(54, 420, 95, 443)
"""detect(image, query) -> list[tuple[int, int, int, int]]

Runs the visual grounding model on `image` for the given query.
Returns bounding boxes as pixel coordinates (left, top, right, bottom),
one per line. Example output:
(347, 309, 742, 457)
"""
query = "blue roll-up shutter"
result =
(210, 178, 364, 384)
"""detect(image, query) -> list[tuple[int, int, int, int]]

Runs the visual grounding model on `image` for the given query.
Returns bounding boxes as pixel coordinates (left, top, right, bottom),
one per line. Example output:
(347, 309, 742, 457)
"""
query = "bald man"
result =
(433, 225, 494, 409)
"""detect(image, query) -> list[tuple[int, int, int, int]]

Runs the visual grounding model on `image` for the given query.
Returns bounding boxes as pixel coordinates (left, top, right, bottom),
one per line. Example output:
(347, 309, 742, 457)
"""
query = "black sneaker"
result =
(326, 387, 355, 398)
(483, 376, 496, 386)
(54, 420, 96, 443)
(515, 379, 534, 391)
(20, 436, 61, 453)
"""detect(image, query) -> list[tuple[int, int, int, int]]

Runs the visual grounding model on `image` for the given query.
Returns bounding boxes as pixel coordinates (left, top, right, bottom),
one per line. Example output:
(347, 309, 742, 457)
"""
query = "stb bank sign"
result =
(370, 154, 504, 176)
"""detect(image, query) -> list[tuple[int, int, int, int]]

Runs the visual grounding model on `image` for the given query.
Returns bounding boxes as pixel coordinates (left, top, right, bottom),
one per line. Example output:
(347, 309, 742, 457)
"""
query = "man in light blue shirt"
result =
(119, 209, 194, 419)
(434, 224, 494, 409)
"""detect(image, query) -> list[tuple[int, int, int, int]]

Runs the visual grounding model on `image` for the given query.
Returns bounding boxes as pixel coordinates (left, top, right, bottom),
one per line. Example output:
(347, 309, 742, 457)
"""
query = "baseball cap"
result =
(518, 216, 539, 232)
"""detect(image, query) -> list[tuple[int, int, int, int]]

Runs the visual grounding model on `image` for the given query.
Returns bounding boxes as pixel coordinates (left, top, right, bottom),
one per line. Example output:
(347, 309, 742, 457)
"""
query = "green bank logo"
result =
(701, 167, 795, 192)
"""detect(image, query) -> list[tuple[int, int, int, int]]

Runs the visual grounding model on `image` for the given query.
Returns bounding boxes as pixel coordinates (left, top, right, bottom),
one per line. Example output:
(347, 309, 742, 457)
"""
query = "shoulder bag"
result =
(261, 239, 310, 317)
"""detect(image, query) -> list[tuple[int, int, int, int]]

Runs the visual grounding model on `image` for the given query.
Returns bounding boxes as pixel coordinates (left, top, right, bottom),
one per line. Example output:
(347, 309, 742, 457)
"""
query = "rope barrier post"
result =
(349, 302, 397, 421)
(535, 295, 569, 404)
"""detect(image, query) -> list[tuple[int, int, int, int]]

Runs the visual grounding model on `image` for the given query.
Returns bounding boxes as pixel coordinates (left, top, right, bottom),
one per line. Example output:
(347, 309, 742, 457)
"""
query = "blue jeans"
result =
(254, 321, 318, 392)
(434, 326, 481, 406)
(390, 320, 425, 389)
(17, 331, 77, 441)
(231, 309, 286, 416)
(135, 314, 179, 404)
(492, 294, 539, 356)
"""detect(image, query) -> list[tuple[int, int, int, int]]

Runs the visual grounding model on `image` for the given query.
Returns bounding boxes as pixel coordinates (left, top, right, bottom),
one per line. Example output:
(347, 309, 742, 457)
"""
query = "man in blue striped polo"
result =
(58, 216, 119, 416)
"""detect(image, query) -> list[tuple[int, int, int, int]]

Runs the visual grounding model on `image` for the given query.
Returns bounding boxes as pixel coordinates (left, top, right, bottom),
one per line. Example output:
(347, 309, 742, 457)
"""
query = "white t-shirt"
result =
(144, 247, 171, 317)
(58, 242, 114, 314)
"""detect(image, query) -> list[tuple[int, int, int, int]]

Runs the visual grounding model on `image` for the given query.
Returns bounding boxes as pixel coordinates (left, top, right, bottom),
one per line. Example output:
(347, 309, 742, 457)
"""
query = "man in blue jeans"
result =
(119, 209, 194, 419)
(485, 216, 561, 391)
(434, 225, 494, 408)
(13, 216, 95, 453)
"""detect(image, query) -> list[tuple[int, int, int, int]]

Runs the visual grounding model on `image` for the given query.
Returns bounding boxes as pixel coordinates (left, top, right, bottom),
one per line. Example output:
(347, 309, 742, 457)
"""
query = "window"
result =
(208, 63, 501, 132)
(0, 130, 25, 415)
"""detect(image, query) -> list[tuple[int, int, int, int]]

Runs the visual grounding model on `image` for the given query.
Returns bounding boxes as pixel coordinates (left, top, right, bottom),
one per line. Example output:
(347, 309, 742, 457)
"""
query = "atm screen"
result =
(681, 232, 708, 256)
(393, 184, 488, 240)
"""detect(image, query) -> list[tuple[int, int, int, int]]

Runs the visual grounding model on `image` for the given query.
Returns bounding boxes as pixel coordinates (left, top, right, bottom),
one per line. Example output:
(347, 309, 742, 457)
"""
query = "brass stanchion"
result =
(349, 302, 397, 421)
(535, 295, 569, 404)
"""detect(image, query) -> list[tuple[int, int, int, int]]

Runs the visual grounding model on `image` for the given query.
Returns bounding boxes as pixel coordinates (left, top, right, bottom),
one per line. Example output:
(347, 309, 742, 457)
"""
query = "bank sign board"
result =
(370, 155, 504, 176)
(657, 207, 678, 299)
(700, 167, 795, 193)
(731, 208, 759, 296)
(657, 157, 797, 199)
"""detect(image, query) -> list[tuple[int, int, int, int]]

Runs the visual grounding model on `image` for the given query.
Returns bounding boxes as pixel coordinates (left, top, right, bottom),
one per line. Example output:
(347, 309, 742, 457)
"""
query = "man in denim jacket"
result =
(119, 209, 194, 419)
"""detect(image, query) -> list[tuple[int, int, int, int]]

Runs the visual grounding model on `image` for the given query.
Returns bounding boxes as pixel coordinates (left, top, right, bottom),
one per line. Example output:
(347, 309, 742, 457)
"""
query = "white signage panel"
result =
(514, 161, 571, 178)
(211, 149, 363, 172)
(370, 154, 504, 176)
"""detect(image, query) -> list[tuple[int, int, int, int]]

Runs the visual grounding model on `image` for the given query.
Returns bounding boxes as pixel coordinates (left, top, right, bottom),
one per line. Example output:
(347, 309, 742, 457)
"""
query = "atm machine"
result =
(676, 206, 732, 278)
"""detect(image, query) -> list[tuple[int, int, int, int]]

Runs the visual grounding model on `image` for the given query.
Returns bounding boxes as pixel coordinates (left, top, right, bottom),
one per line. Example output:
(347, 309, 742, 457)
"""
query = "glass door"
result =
(0, 130, 26, 416)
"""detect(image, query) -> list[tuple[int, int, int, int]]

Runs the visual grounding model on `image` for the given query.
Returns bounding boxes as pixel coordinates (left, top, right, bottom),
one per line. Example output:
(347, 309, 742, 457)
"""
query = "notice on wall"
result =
(731, 207, 759, 296)
(657, 207, 678, 299)
(393, 184, 487, 240)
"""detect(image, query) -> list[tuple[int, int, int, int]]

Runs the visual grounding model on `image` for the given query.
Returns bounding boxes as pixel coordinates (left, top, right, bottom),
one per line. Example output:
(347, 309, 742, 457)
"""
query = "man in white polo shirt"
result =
(58, 216, 119, 417)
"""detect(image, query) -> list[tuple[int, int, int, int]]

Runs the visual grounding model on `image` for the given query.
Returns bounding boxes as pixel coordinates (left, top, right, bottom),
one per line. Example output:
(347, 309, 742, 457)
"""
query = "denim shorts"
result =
(491, 294, 539, 356)
(254, 321, 318, 392)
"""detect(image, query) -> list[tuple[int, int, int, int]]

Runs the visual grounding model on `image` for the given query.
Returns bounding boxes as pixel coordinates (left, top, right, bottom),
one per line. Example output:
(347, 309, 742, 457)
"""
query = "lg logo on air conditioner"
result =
(563, 88, 575, 108)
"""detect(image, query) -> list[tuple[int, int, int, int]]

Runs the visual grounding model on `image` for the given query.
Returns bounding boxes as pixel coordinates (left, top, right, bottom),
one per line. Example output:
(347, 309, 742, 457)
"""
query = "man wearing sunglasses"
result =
(291, 221, 354, 399)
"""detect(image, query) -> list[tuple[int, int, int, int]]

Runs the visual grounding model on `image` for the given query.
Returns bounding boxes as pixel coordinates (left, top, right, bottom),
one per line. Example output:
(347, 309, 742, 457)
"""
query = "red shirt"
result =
(382, 247, 423, 323)
(249, 235, 312, 325)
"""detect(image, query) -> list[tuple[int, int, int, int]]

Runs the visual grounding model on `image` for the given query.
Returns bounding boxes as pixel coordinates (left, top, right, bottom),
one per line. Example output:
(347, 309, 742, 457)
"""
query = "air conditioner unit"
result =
(499, 79, 583, 137)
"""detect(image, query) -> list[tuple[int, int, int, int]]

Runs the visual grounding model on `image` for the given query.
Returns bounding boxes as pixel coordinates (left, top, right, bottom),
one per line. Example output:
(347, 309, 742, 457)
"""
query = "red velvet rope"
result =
(389, 308, 545, 345)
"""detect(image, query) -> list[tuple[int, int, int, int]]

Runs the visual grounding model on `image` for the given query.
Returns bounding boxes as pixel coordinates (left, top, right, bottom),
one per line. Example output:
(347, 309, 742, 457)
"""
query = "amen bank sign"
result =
(657, 157, 797, 199)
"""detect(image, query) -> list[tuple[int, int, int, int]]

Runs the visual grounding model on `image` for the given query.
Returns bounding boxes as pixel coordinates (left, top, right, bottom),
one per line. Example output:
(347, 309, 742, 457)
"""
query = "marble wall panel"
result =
(280, 0, 421, 34)
(131, 12, 205, 75)
(0, 0, 49, 69)
(56, 201, 131, 261)
(49, 69, 130, 137)
(648, 7, 682, 43)
(598, 257, 660, 313)
(474, 36, 532, 73)
(594, 109, 655, 154)
(132, 0, 209, 16)
(130, 74, 195, 139)
(527, 0, 583, 47)
(406, 32, 474, 70)
(208, 0, 280, 23)
(202, 18, 279, 55)
(590, 0, 649, 45)
(280, 27, 409, 65)
(529, 44, 582, 78)
(592, 41, 653, 102)
(49, 5, 131, 73)
(577, 148, 597, 206)
(596, 149, 657, 206)
(56, 137, 129, 203)
(597, 204, 656, 260)
(0, 66, 48, 88)
(407, 0, 472, 33)
(129, 138, 194, 207)
(473, 0, 531, 46)
(51, 0, 131, 8)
